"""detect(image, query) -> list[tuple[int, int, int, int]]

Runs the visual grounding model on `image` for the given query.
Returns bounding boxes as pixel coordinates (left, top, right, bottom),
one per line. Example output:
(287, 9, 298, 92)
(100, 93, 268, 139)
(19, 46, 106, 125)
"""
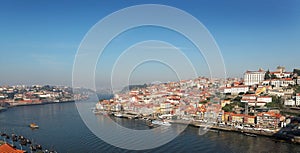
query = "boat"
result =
(114, 112, 123, 118)
(244, 133, 257, 137)
(54, 100, 60, 103)
(29, 123, 39, 129)
(20, 139, 27, 146)
(0, 106, 7, 112)
(147, 122, 155, 128)
(152, 120, 171, 126)
(30, 144, 37, 151)
(36, 144, 42, 150)
(11, 134, 18, 142)
(92, 109, 107, 115)
(26, 138, 32, 144)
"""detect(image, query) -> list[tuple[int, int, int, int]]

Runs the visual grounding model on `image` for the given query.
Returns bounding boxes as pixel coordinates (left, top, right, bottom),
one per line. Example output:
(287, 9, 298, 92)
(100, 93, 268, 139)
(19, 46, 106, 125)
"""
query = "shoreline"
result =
(173, 120, 300, 144)
(9, 100, 75, 107)
(103, 111, 300, 145)
(0, 100, 77, 113)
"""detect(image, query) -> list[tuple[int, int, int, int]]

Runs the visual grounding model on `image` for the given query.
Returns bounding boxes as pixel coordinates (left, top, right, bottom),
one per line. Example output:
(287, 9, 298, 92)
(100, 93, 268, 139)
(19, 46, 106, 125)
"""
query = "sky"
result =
(0, 0, 300, 88)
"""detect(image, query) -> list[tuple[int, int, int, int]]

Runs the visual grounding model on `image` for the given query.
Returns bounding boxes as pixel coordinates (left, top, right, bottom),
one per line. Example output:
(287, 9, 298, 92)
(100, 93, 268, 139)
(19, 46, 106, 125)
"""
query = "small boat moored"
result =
(113, 112, 123, 118)
(0, 106, 7, 112)
(152, 120, 171, 126)
(244, 133, 257, 137)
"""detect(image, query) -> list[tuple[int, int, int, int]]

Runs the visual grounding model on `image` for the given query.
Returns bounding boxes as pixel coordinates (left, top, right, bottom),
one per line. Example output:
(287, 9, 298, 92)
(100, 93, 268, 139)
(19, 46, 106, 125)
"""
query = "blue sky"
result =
(0, 0, 300, 87)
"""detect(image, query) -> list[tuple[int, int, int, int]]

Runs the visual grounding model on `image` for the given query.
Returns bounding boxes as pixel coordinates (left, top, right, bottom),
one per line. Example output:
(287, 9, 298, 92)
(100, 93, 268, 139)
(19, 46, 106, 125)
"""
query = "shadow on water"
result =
(273, 117, 300, 143)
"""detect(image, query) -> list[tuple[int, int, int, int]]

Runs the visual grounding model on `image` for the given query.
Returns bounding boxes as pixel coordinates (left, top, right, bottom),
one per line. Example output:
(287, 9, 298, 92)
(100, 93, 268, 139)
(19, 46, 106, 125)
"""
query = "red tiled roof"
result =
(0, 143, 25, 153)
(257, 112, 281, 118)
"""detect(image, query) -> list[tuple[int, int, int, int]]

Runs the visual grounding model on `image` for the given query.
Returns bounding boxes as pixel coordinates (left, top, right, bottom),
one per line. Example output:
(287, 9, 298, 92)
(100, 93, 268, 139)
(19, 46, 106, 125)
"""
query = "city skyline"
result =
(1, 1, 300, 87)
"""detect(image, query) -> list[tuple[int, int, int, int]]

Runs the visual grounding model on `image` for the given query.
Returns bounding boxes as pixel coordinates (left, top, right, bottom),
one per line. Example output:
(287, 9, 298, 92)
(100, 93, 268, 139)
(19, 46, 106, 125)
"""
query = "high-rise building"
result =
(244, 68, 265, 86)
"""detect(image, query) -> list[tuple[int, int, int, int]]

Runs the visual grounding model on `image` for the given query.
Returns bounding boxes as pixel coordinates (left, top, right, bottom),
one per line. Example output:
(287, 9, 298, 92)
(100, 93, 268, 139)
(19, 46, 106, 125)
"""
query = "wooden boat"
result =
(29, 123, 39, 129)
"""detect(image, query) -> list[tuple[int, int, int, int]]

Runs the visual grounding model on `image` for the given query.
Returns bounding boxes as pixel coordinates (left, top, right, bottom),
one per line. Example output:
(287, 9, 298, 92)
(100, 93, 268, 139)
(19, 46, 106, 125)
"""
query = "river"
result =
(0, 102, 299, 153)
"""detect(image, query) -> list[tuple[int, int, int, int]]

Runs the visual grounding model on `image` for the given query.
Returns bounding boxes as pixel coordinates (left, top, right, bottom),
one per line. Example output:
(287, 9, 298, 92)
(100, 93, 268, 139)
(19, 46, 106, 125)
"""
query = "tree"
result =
(266, 96, 283, 108)
(266, 101, 281, 108)
(293, 69, 300, 76)
(222, 102, 244, 112)
(222, 104, 233, 112)
(233, 96, 242, 102)
(292, 85, 300, 93)
(264, 70, 271, 80)
(199, 100, 209, 104)
(271, 74, 277, 79)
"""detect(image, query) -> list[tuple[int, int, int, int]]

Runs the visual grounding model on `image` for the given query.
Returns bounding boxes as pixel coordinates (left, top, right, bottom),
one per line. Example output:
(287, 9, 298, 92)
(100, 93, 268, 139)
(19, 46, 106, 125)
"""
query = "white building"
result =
(296, 93, 300, 106)
(241, 95, 272, 107)
(244, 69, 265, 86)
(270, 78, 295, 87)
(248, 102, 267, 107)
(262, 80, 270, 86)
(271, 72, 292, 79)
(270, 66, 291, 78)
(231, 86, 249, 95)
(268, 89, 285, 97)
(257, 96, 272, 103)
(284, 99, 295, 106)
(222, 87, 231, 94)
(241, 94, 257, 102)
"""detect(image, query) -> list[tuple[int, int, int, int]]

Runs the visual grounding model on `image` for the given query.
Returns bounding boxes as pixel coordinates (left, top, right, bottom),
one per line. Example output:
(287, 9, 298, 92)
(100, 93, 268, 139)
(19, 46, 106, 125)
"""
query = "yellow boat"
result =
(29, 123, 39, 129)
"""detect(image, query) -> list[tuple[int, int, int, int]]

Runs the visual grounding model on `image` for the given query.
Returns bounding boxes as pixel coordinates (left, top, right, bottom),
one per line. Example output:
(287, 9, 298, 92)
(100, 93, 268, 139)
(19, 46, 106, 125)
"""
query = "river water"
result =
(0, 102, 299, 153)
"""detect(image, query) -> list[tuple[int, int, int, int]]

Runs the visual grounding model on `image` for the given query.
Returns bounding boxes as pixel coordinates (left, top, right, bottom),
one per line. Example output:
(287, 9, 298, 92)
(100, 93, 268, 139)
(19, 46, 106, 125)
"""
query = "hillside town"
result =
(0, 85, 88, 110)
(95, 66, 300, 142)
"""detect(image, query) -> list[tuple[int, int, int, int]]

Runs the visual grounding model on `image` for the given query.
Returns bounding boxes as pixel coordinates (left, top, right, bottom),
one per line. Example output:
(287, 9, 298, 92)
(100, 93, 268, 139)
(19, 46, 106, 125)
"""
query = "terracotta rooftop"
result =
(0, 143, 25, 153)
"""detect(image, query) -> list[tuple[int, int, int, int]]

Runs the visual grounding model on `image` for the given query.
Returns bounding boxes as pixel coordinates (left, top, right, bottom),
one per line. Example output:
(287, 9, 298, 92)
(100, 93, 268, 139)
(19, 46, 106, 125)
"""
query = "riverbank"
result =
(9, 100, 75, 107)
(0, 100, 77, 113)
(174, 120, 300, 144)
(100, 111, 300, 145)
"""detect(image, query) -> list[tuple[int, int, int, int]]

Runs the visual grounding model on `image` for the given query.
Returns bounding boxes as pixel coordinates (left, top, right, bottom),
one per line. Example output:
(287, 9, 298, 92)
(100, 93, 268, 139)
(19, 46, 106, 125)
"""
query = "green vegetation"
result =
(264, 70, 271, 80)
(263, 70, 277, 79)
(293, 69, 300, 76)
(222, 101, 245, 112)
(271, 74, 277, 79)
(199, 100, 209, 104)
(266, 96, 283, 108)
(232, 96, 242, 102)
(292, 85, 300, 93)
(222, 104, 234, 112)
(281, 110, 300, 116)
(121, 84, 148, 92)
(222, 95, 245, 112)
(265, 101, 282, 108)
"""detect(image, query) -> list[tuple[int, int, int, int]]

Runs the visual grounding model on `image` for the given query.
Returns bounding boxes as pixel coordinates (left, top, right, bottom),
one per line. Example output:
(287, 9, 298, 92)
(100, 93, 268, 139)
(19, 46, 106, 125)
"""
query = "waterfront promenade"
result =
(101, 110, 300, 144)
